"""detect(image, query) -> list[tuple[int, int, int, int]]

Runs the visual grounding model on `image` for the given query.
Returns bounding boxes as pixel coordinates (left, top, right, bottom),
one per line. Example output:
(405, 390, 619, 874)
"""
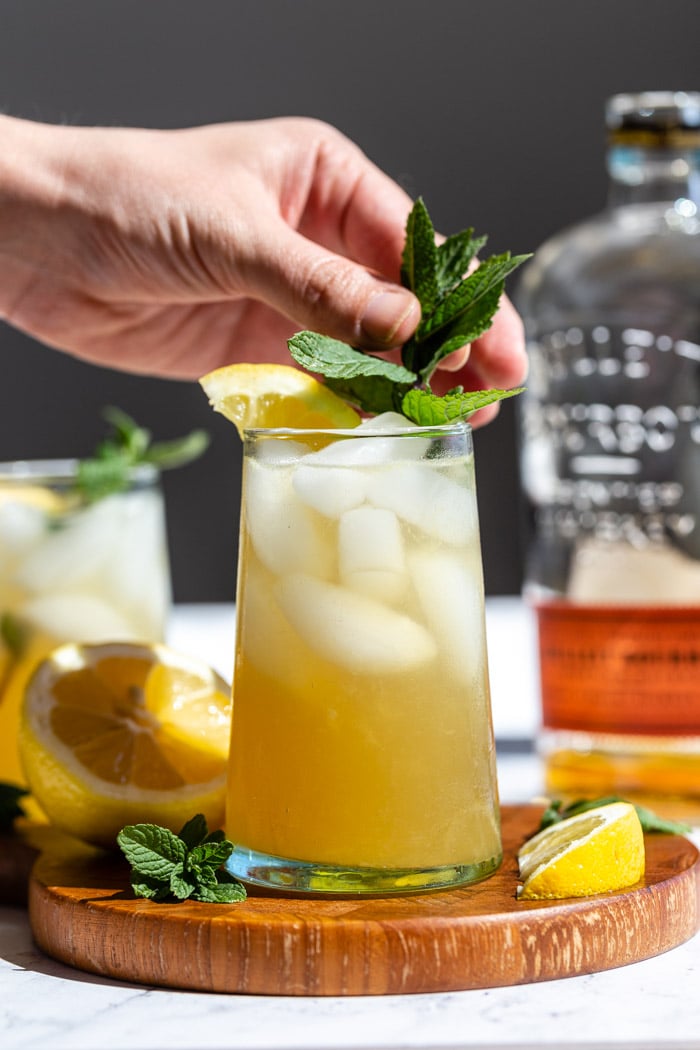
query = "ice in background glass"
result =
(225, 418, 501, 894)
(0, 459, 171, 791)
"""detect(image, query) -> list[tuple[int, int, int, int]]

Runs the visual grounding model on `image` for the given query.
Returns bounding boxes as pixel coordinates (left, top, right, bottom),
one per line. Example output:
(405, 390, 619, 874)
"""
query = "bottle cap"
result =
(606, 91, 700, 147)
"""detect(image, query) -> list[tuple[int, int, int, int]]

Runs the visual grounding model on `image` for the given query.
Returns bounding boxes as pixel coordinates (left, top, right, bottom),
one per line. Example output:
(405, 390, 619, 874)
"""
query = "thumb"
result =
(242, 219, 420, 351)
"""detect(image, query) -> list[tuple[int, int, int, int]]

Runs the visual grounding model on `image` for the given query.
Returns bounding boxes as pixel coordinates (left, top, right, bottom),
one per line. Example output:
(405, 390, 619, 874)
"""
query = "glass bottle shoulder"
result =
(517, 203, 700, 327)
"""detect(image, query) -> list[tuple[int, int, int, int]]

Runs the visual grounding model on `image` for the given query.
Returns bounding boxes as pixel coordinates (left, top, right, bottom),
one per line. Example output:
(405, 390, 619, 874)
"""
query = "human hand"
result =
(0, 115, 525, 421)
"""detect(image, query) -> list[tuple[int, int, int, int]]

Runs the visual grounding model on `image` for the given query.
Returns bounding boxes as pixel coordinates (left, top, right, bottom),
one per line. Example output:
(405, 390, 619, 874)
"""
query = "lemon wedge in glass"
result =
(19, 641, 231, 848)
(199, 362, 360, 438)
(517, 801, 645, 900)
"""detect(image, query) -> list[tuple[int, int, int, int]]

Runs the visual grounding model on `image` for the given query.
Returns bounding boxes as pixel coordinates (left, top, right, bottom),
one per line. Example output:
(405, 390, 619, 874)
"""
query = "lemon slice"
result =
(199, 363, 360, 438)
(0, 483, 67, 515)
(517, 801, 645, 900)
(19, 641, 232, 847)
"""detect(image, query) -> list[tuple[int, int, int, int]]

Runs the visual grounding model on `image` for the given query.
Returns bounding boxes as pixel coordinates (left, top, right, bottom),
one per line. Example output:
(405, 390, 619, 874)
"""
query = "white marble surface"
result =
(2, 600, 699, 1050)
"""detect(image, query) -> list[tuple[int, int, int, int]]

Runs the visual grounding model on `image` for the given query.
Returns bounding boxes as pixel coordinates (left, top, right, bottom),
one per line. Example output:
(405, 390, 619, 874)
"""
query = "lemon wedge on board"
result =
(517, 801, 645, 900)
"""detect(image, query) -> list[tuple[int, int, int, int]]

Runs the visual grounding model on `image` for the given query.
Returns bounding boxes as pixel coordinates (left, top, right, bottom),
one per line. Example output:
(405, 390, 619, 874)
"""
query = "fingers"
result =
(292, 121, 414, 282)
(241, 216, 420, 351)
(469, 294, 528, 388)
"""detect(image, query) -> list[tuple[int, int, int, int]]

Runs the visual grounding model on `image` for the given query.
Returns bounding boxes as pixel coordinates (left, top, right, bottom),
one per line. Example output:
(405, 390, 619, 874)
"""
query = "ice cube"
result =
(237, 564, 311, 692)
(15, 497, 121, 593)
(409, 548, 486, 685)
(0, 501, 48, 568)
(366, 463, 475, 546)
(254, 438, 308, 465)
(299, 414, 428, 469)
(98, 490, 170, 638)
(338, 506, 407, 602)
(21, 592, 137, 642)
(274, 573, 436, 673)
(244, 460, 332, 578)
(292, 464, 366, 518)
(356, 412, 419, 431)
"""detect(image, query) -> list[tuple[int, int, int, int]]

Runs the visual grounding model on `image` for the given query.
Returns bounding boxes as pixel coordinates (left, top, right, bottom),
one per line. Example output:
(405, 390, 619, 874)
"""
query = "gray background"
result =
(1, 0, 698, 601)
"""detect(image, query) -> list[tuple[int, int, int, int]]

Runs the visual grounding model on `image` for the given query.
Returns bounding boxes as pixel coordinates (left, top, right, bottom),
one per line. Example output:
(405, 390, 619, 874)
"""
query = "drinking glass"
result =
(225, 421, 502, 894)
(0, 459, 171, 792)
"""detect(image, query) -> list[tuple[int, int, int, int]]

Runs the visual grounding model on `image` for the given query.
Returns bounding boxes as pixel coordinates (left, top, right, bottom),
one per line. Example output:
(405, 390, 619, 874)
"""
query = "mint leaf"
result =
(288, 332, 416, 385)
(177, 813, 208, 850)
(192, 878, 247, 904)
(323, 374, 412, 416)
(143, 430, 209, 470)
(117, 823, 186, 880)
(401, 197, 440, 314)
(633, 804, 693, 836)
(0, 783, 29, 831)
(402, 386, 525, 426)
(417, 252, 529, 344)
(117, 815, 247, 904)
(77, 407, 209, 503)
(169, 867, 197, 900)
(188, 840, 234, 869)
(130, 874, 173, 901)
(435, 229, 487, 295)
(288, 332, 417, 415)
(407, 284, 505, 384)
(101, 406, 151, 460)
(76, 452, 133, 502)
(538, 797, 692, 836)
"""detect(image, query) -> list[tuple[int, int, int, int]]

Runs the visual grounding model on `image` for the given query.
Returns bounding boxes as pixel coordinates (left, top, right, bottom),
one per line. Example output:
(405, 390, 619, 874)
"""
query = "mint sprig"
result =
(539, 797, 692, 836)
(288, 198, 529, 425)
(117, 814, 247, 903)
(76, 407, 209, 502)
(0, 783, 29, 832)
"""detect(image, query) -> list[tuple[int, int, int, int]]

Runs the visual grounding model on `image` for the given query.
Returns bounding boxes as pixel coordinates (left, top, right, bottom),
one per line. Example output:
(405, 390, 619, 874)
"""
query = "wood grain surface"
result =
(27, 805, 700, 996)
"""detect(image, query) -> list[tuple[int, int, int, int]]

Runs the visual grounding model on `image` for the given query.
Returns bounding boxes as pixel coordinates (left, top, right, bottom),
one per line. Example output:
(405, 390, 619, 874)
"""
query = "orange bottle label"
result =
(536, 603, 700, 736)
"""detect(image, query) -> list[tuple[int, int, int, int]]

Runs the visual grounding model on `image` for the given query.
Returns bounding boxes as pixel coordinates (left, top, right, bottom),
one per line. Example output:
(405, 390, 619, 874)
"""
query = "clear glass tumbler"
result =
(0, 459, 171, 792)
(225, 421, 502, 894)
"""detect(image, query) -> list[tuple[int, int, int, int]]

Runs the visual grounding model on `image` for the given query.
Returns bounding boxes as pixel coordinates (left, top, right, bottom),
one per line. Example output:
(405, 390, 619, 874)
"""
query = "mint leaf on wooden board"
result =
(538, 796, 692, 836)
(0, 783, 29, 831)
(117, 815, 247, 904)
(117, 823, 187, 879)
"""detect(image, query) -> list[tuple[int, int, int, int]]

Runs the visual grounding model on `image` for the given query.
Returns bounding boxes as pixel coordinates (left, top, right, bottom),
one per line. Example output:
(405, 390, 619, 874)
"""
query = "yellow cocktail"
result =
(225, 417, 501, 893)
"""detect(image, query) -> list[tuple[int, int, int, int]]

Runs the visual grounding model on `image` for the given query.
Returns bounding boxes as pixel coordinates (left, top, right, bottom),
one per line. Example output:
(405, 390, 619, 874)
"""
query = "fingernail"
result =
(360, 291, 418, 346)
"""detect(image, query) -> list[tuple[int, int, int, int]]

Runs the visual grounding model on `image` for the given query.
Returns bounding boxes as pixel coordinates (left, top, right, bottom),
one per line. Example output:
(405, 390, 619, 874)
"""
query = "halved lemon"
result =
(199, 363, 360, 438)
(517, 801, 645, 900)
(19, 641, 232, 848)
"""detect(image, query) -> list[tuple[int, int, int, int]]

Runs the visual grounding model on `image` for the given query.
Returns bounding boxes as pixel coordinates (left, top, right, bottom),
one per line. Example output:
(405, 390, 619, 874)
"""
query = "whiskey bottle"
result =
(517, 92, 700, 815)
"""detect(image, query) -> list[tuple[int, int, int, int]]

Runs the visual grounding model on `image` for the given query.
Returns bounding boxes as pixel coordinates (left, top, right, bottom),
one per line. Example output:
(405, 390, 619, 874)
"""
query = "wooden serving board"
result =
(0, 832, 39, 906)
(27, 805, 700, 996)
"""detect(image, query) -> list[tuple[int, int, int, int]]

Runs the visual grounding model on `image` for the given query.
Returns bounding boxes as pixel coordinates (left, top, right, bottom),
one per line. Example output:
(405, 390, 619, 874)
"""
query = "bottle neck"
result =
(606, 145, 700, 211)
